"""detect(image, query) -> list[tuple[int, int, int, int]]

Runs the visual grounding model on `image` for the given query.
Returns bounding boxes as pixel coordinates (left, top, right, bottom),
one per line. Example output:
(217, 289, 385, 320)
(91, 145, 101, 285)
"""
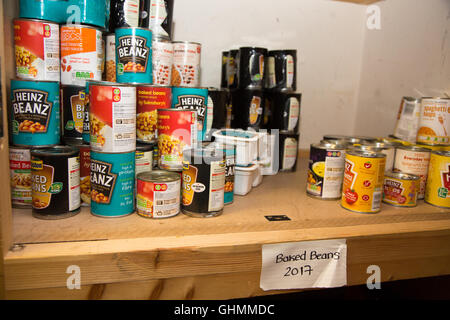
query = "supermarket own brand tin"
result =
(152, 36, 173, 85)
(82, 80, 107, 144)
(137, 85, 172, 143)
(394, 145, 431, 200)
(89, 83, 136, 153)
(157, 109, 197, 171)
(341, 150, 386, 213)
(90, 151, 135, 217)
(416, 97, 450, 146)
(139, 0, 174, 39)
(76, 143, 91, 207)
(31, 146, 81, 219)
(171, 41, 201, 87)
(115, 27, 153, 84)
(393, 96, 422, 143)
(212, 142, 236, 205)
(266, 50, 297, 91)
(136, 143, 154, 176)
(61, 85, 85, 144)
(182, 143, 226, 218)
(10, 147, 32, 208)
(105, 33, 116, 82)
(383, 171, 420, 207)
(14, 18, 60, 81)
(231, 89, 265, 130)
(425, 150, 450, 208)
(60, 24, 103, 86)
(238, 47, 267, 89)
(306, 140, 347, 200)
(136, 170, 180, 219)
(279, 131, 299, 172)
(10, 79, 60, 147)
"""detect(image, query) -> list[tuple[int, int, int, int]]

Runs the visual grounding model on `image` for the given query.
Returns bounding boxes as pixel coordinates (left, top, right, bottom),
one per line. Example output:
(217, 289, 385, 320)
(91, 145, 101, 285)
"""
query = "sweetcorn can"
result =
(383, 171, 420, 207)
(417, 97, 450, 146)
(425, 150, 450, 208)
(341, 150, 386, 213)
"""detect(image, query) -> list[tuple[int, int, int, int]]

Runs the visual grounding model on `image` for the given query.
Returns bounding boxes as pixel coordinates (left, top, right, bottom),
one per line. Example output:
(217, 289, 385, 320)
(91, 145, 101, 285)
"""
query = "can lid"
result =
(172, 40, 201, 46)
(115, 26, 153, 32)
(385, 171, 420, 181)
(431, 150, 450, 157)
(65, 140, 90, 148)
(315, 140, 348, 149)
(31, 146, 78, 157)
(346, 149, 386, 158)
(397, 145, 431, 153)
(402, 96, 421, 103)
(137, 170, 180, 183)
(421, 97, 450, 101)
(349, 145, 384, 153)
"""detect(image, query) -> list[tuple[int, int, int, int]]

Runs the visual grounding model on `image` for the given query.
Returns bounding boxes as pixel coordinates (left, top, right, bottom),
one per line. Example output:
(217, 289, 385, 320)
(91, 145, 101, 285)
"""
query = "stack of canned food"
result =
(306, 134, 450, 212)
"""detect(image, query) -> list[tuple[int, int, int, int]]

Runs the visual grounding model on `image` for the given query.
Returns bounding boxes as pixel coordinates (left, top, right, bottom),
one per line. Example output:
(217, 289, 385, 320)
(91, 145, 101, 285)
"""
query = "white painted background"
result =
(172, 0, 450, 148)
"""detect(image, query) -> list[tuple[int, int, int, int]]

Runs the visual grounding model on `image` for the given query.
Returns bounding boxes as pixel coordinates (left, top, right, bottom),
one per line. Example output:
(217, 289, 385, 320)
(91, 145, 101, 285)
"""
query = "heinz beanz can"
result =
(383, 171, 420, 207)
(90, 151, 135, 217)
(425, 150, 450, 208)
(11, 79, 60, 147)
(116, 27, 153, 84)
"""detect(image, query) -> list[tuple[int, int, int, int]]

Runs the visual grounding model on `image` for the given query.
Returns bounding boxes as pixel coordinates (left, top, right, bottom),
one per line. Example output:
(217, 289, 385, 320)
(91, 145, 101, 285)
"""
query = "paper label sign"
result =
(260, 239, 347, 291)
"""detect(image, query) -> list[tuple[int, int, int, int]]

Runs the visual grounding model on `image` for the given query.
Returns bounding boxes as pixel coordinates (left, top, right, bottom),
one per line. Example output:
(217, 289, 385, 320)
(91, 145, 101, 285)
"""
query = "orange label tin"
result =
(383, 171, 420, 207)
(425, 150, 450, 208)
(417, 97, 450, 146)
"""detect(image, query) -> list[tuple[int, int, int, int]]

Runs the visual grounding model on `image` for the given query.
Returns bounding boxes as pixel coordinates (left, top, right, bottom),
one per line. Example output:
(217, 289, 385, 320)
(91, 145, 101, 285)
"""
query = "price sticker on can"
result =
(260, 239, 347, 291)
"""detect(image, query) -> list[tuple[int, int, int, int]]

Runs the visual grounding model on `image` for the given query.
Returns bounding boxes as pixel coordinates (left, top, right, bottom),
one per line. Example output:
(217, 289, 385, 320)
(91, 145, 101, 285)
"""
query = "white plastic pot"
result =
(212, 129, 259, 166)
(234, 163, 258, 196)
(252, 162, 263, 187)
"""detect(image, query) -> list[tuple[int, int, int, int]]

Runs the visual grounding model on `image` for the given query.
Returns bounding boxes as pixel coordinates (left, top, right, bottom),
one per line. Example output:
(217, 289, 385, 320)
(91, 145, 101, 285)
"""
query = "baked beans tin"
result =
(182, 143, 226, 218)
(31, 146, 81, 219)
(266, 50, 297, 91)
(89, 83, 136, 153)
(137, 84, 172, 143)
(136, 143, 154, 176)
(75, 143, 91, 207)
(267, 91, 301, 132)
(19, 0, 65, 23)
(383, 171, 420, 207)
(115, 27, 153, 84)
(105, 33, 116, 82)
(82, 80, 107, 144)
(417, 97, 450, 146)
(393, 96, 422, 143)
(10, 147, 32, 208)
(171, 87, 208, 141)
(171, 41, 201, 87)
(61, 85, 86, 144)
(157, 109, 197, 171)
(14, 19, 60, 81)
(152, 36, 173, 85)
(394, 145, 431, 199)
(90, 151, 135, 218)
(109, 0, 142, 31)
(238, 47, 267, 89)
(60, 24, 103, 86)
(307, 141, 347, 200)
(136, 170, 180, 219)
(341, 150, 386, 213)
(139, 0, 174, 39)
(231, 89, 265, 130)
(221, 51, 229, 88)
(10, 79, 60, 147)
(425, 150, 450, 208)
(279, 131, 299, 172)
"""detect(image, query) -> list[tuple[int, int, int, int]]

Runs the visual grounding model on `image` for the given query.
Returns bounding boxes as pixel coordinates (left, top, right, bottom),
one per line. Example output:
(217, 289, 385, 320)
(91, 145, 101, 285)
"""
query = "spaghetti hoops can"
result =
(383, 171, 420, 207)
(425, 150, 450, 208)
(152, 36, 173, 85)
(171, 41, 201, 87)
(416, 97, 450, 146)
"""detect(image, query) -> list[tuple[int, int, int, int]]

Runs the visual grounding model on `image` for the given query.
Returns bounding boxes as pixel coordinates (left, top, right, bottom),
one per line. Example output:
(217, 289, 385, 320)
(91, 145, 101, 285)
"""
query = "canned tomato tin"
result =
(341, 150, 386, 213)
(14, 18, 60, 81)
(137, 84, 172, 143)
(394, 145, 431, 199)
(157, 109, 197, 171)
(75, 143, 91, 207)
(61, 85, 85, 144)
(31, 146, 81, 219)
(425, 150, 450, 208)
(109, 0, 142, 31)
(136, 170, 180, 218)
(171, 41, 201, 87)
(10, 79, 60, 147)
(417, 97, 450, 146)
(139, 0, 174, 39)
(152, 36, 173, 85)
(267, 91, 301, 132)
(279, 131, 299, 172)
(105, 33, 116, 82)
(171, 86, 208, 141)
(89, 83, 136, 153)
(116, 27, 153, 84)
(393, 96, 422, 143)
(60, 24, 103, 86)
(90, 151, 135, 217)
(10, 147, 32, 208)
(306, 141, 347, 200)
(383, 171, 420, 207)
(238, 47, 267, 89)
(136, 143, 154, 176)
(231, 89, 265, 130)
(266, 50, 297, 91)
(182, 143, 226, 218)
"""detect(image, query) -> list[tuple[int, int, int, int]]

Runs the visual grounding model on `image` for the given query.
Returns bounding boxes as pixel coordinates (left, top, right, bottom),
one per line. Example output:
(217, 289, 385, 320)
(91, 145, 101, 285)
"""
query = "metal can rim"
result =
(385, 171, 420, 181)
(14, 18, 59, 25)
(313, 141, 348, 150)
(31, 145, 78, 157)
(346, 149, 386, 158)
(397, 145, 431, 153)
(431, 150, 450, 157)
(61, 24, 101, 32)
(137, 170, 180, 183)
(172, 40, 201, 46)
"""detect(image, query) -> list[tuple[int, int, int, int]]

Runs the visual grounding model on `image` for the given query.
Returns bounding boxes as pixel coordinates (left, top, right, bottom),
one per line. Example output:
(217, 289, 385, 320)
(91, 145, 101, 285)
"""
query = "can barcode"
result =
(372, 191, 382, 211)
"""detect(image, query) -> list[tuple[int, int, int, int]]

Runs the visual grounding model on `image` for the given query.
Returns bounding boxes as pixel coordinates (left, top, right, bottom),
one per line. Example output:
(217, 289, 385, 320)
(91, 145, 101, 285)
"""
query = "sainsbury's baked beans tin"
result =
(10, 147, 32, 208)
(136, 143, 154, 176)
(425, 150, 450, 208)
(171, 41, 201, 87)
(10, 79, 60, 147)
(116, 27, 153, 84)
(341, 150, 386, 213)
(231, 89, 265, 130)
(152, 36, 173, 85)
(14, 18, 60, 81)
(393, 145, 431, 199)
(266, 50, 297, 91)
(139, 0, 174, 39)
(31, 146, 81, 219)
(136, 170, 180, 218)
(60, 24, 103, 86)
(105, 33, 116, 82)
(61, 85, 85, 144)
(238, 47, 267, 89)
(89, 83, 136, 153)
(393, 96, 422, 143)
(157, 109, 197, 171)
(90, 151, 135, 217)
(417, 97, 450, 146)
(383, 171, 419, 207)
(137, 84, 172, 143)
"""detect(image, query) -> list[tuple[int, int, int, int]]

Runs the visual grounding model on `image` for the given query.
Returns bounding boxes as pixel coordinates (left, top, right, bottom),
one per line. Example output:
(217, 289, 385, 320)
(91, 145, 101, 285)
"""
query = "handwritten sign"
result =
(260, 239, 347, 291)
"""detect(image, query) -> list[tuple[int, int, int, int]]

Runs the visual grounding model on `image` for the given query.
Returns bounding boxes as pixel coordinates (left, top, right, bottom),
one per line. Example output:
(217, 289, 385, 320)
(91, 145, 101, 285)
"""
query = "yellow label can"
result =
(341, 150, 386, 213)
(425, 150, 450, 208)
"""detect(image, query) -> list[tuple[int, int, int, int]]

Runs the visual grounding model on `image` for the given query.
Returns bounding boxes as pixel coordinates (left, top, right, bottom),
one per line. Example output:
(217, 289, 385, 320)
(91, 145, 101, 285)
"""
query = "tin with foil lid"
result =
(31, 146, 81, 219)
(416, 97, 450, 146)
(267, 91, 301, 132)
(238, 47, 267, 89)
(231, 89, 265, 130)
(425, 150, 450, 208)
(266, 50, 297, 91)
(10, 147, 32, 208)
(152, 36, 173, 85)
(383, 171, 420, 207)
(139, 0, 174, 39)
(61, 85, 86, 144)
(136, 170, 180, 219)
(393, 96, 422, 143)
(279, 131, 299, 172)
(171, 41, 202, 87)
(136, 143, 154, 176)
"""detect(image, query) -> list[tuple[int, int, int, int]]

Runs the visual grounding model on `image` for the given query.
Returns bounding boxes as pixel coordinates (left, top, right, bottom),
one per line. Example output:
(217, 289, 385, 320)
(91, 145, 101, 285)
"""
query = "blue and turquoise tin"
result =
(10, 79, 60, 147)
(115, 27, 153, 84)
(90, 151, 136, 218)
(171, 87, 209, 142)
(19, 0, 66, 23)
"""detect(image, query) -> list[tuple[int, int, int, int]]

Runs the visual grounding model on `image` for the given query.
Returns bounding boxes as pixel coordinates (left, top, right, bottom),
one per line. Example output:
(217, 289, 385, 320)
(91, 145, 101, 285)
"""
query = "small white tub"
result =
(234, 163, 258, 196)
